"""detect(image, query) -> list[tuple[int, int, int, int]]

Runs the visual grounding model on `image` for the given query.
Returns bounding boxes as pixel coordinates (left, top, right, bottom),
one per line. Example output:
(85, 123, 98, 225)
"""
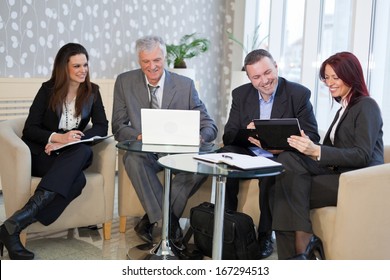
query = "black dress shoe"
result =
(134, 214, 154, 243)
(176, 244, 204, 260)
(170, 214, 183, 248)
(258, 231, 274, 259)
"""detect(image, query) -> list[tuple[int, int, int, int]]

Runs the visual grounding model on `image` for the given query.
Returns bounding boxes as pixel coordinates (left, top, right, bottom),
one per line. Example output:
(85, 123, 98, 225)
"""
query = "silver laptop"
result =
(141, 108, 200, 146)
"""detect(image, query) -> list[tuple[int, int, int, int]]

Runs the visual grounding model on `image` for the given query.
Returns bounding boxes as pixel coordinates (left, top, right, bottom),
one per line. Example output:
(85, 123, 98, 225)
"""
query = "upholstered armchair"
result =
(0, 118, 116, 242)
(311, 145, 390, 259)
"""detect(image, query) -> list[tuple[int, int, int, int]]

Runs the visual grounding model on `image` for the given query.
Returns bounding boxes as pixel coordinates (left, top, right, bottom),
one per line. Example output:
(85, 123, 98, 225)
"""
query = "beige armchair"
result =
(0, 118, 116, 242)
(117, 149, 260, 233)
(311, 145, 390, 259)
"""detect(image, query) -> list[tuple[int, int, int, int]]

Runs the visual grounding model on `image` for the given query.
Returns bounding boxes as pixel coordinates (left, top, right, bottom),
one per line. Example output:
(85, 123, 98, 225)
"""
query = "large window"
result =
(278, 0, 305, 83)
(369, 0, 390, 144)
(254, 0, 270, 50)
(245, 0, 390, 144)
(315, 0, 353, 131)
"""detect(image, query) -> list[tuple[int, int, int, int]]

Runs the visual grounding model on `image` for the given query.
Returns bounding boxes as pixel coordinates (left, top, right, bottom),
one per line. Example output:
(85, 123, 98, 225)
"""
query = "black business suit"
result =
(272, 96, 384, 259)
(222, 77, 320, 233)
(22, 80, 108, 225)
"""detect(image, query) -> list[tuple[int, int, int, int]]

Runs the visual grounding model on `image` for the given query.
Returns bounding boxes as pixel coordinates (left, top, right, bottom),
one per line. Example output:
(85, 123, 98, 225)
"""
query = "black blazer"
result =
(320, 96, 383, 172)
(22, 80, 108, 155)
(223, 77, 320, 145)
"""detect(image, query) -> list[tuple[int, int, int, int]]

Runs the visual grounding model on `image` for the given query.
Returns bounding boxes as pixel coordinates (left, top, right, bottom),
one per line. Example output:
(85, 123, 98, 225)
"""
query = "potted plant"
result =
(166, 33, 210, 69)
(226, 24, 269, 70)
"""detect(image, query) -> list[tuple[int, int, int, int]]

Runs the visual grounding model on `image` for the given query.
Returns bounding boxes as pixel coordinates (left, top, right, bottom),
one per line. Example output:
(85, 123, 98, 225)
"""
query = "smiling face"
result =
(139, 45, 165, 86)
(323, 64, 352, 100)
(67, 54, 88, 85)
(245, 56, 278, 101)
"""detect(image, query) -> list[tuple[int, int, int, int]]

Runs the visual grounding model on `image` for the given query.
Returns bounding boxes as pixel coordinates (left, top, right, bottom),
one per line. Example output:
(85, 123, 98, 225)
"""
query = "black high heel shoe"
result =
(288, 235, 325, 260)
(0, 224, 34, 260)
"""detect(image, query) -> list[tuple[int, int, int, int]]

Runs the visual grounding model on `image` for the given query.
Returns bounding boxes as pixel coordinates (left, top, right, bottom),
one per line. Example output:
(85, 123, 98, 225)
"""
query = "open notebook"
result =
(141, 108, 200, 146)
(193, 152, 282, 170)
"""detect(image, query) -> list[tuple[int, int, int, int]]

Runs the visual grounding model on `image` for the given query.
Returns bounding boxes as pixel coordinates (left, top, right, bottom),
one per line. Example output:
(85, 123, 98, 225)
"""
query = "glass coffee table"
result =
(158, 153, 284, 260)
(116, 140, 218, 260)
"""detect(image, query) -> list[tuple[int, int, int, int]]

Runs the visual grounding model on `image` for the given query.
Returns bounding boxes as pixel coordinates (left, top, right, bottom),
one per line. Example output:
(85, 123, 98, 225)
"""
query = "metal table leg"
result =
(127, 167, 178, 260)
(212, 175, 226, 260)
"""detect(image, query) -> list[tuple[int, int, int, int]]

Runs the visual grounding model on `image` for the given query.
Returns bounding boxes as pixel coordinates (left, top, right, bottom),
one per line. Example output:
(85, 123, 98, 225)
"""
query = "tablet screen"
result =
(231, 128, 258, 147)
(253, 118, 301, 150)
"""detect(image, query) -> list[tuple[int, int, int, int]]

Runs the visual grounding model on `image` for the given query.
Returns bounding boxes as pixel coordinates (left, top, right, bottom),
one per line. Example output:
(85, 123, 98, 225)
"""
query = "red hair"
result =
(319, 52, 369, 107)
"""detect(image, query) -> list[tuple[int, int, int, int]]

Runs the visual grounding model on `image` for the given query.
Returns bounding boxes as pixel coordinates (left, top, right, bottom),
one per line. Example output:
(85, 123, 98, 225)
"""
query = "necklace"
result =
(64, 99, 80, 131)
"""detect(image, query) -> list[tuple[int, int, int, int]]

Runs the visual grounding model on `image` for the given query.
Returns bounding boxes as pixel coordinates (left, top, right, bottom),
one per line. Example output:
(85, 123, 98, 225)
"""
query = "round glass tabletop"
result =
(158, 153, 284, 179)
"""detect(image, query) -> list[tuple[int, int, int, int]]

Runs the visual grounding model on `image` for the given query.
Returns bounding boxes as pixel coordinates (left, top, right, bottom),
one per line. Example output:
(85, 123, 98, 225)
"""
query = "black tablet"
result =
(231, 128, 258, 147)
(253, 118, 301, 150)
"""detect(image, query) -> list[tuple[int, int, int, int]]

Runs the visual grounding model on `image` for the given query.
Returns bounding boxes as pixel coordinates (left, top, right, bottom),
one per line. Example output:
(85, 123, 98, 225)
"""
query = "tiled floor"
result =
(0, 178, 278, 260)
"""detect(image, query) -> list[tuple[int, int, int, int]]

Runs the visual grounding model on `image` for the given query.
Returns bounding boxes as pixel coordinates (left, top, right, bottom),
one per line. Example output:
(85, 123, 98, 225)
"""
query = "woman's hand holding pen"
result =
(51, 130, 84, 144)
(287, 130, 320, 159)
(44, 130, 84, 155)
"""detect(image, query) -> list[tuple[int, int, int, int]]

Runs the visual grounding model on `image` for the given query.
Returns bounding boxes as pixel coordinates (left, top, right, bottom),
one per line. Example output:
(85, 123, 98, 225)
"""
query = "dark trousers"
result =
(123, 151, 208, 224)
(31, 144, 93, 225)
(272, 151, 340, 259)
(220, 145, 274, 234)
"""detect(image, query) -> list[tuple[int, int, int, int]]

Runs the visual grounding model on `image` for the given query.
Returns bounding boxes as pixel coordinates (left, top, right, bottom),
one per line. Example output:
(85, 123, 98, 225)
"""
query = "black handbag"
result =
(189, 202, 261, 260)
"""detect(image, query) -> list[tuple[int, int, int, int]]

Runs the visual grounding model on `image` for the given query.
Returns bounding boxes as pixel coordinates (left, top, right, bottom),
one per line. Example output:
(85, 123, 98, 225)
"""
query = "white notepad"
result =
(193, 152, 282, 170)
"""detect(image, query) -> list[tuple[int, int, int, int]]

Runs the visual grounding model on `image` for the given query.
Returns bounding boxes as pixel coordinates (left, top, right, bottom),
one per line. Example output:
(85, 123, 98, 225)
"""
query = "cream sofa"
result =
(311, 145, 390, 259)
(0, 118, 117, 241)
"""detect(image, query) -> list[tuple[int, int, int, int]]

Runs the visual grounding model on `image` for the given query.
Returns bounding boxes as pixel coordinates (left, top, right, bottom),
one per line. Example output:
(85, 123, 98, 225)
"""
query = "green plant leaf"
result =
(166, 33, 210, 68)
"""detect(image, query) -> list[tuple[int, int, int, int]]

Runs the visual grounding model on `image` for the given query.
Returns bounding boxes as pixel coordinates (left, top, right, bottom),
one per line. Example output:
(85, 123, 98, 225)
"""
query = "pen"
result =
(222, 154, 233, 160)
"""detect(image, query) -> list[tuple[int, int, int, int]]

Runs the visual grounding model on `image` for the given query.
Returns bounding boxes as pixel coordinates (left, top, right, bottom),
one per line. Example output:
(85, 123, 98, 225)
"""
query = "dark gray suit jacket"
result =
(112, 69, 217, 142)
(320, 96, 384, 172)
(223, 77, 320, 145)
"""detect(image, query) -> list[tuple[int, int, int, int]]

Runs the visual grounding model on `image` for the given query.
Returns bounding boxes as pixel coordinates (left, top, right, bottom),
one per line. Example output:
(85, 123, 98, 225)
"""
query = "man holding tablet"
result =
(221, 49, 320, 259)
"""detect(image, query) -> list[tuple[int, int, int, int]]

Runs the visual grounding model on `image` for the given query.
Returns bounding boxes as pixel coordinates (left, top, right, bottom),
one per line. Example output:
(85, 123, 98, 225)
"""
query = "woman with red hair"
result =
(272, 52, 384, 259)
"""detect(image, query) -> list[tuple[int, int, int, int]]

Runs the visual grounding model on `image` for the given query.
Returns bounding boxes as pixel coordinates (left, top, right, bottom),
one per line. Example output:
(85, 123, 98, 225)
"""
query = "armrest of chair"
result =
(0, 121, 32, 217)
(87, 137, 117, 220)
(331, 163, 390, 259)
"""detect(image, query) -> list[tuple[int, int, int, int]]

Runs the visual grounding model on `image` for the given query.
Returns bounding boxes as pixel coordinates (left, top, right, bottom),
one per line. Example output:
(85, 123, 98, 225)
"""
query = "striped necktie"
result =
(148, 85, 160, 109)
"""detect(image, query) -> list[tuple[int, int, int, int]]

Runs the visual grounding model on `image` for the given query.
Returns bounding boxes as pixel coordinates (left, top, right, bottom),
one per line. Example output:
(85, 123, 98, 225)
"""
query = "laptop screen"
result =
(141, 108, 200, 146)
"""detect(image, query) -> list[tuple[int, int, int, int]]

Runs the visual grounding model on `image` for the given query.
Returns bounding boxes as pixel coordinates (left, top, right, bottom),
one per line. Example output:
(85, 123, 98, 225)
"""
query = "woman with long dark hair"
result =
(0, 43, 108, 259)
(272, 52, 384, 259)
